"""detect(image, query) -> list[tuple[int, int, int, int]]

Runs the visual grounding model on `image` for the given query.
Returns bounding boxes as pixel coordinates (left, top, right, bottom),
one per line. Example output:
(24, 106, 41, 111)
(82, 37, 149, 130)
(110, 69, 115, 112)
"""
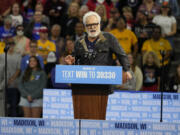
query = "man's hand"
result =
(64, 55, 75, 65)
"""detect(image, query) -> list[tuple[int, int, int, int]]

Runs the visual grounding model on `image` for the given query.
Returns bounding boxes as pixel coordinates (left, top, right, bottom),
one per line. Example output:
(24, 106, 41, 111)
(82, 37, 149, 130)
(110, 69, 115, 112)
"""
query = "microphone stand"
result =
(160, 50, 165, 122)
(3, 45, 10, 116)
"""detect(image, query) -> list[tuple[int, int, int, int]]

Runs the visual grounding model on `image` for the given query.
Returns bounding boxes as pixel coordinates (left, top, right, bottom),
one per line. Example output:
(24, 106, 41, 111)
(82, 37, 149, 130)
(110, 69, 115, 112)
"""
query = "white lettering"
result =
(96, 71, 116, 79)
(62, 71, 74, 78)
(76, 71, 87, 78)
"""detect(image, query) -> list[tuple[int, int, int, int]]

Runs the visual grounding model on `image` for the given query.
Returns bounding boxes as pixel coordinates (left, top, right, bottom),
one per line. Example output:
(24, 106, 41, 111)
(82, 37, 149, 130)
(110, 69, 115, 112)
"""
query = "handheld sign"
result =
(55, 65, 122, 85)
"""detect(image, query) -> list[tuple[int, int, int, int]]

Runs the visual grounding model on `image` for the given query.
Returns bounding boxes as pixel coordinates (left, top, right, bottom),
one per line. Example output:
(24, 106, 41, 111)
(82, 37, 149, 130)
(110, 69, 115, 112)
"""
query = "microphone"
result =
(4, 41, 15, 53)
(4, 44, 10, 53)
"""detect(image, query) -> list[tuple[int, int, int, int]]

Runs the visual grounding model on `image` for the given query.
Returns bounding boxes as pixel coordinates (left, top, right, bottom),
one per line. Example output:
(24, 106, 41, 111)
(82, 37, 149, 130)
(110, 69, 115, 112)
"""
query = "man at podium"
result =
(65, 11, 132, 120)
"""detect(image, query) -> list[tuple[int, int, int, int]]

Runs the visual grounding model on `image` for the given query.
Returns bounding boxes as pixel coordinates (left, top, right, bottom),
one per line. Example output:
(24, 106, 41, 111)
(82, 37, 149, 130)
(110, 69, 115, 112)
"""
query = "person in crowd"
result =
(44, 0, 67, 26)
(168, 64, 180, 93)
(110, 16, 138, 56)
(104, 7, 120, 31)
(65, 11, 132, 119)
(116, 0, 143, 17)
(152, 2, 177, 48)
(34, 2, 50, 25)
(10, 2, 23, 27)
(18, 56, 47, 118)
(62, 2, 80, 38)
(64, 38, 75, 56)
(142, 25, 172, 89)
(78, 5, 89, 22)
(127, 53, 143, 91)
(142, 51, 161, 91)
(122, 6, 135, 30)
(21, 40, 44, 72)
(45, 51, 57, 88)
(155, 0, 180, 17)
(0, 37, 21, 117)
(22, 0, 37, 25)
(37, 26, 56, 64)
(0, 16, 15, 40)
(71, 0, 85, 6)
(86, 0, 114, 18)
(138, 0, 160, 22)
(24, 11, 48, 40)
(133, 10, 156, 54)
(142, 25, 172, 67)
(72, 21, 85, 41)
(0, 0, 18, 18)
(13, 24, 30, 56)
(49, 24, 65, 59)
(95, 4, 108, 30)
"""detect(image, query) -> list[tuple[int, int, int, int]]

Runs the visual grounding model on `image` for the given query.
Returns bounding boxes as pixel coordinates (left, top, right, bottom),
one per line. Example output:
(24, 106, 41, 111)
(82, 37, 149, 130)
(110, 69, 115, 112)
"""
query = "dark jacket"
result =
(72, 32, 130, 94)
(74, 32, 130, 71)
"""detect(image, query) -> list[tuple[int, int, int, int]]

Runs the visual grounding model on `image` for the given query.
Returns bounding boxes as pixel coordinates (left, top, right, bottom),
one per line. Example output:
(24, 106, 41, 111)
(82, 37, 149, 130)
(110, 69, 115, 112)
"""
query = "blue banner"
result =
(43, 89, 180, 122)
(0, 117, 180, 135)
(43, 89, 73, 119)
(55, 65, 122, 84)
(80, 120, 180, 135)
(106, 91, 180, 122)
(0, 117, 79, 135)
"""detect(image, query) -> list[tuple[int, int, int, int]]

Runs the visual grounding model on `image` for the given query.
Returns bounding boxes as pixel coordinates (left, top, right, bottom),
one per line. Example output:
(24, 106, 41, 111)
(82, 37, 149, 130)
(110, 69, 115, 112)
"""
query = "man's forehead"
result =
(86, 15, 98, 23)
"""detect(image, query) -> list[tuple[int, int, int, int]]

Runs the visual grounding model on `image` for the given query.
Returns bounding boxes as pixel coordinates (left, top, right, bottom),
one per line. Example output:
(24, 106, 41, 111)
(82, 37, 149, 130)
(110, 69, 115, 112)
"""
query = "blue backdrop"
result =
(43, 89, 180, 123)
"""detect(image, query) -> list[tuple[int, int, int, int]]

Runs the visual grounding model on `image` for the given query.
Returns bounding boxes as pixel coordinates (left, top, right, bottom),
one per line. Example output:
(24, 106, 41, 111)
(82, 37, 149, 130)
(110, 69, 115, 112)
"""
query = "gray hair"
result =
(83, 11, 101, 25)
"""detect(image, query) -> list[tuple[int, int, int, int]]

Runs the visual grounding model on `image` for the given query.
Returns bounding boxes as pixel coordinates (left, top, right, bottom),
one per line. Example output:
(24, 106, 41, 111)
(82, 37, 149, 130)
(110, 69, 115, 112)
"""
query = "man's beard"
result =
(86, 29, 101, 38)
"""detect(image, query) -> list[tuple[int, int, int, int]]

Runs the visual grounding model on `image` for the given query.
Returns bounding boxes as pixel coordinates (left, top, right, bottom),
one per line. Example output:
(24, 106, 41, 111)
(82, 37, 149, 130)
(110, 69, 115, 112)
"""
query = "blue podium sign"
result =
(55, 65, 122, 84)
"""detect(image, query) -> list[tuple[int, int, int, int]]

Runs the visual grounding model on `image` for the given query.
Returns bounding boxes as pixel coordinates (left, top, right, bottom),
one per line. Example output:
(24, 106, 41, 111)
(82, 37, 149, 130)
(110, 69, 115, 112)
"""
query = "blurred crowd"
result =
(0, 0, 180, 117)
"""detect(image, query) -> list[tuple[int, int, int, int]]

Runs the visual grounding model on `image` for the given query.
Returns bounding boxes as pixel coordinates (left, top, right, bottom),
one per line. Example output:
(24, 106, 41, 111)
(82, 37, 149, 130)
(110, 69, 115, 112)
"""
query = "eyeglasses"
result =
(85, 23, 99, 28)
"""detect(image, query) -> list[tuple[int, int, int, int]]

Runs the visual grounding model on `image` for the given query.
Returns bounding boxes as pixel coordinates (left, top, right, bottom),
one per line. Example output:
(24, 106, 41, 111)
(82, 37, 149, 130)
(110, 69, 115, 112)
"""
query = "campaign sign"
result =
(0, 117, 79, 135)
(43, 89, 73, 119)
(80, 120, 180, 135)
(55, 65, 122, 84)
(43, 89, 180, 123)
(106, 91, 180, 122)
(1, 117, 180, 135)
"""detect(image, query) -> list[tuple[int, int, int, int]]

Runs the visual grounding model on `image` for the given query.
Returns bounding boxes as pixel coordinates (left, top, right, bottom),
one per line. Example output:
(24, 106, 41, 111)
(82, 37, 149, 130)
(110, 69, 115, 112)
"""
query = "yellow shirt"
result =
(0, 42, 5, 54)
(37, 40, 56, 63)
(142, 38, 172, 65)
(110, 28, 138, 54)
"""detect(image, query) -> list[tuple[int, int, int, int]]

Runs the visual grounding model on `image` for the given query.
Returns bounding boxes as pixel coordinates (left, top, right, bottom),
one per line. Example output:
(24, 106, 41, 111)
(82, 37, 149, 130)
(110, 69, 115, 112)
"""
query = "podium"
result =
(72, 84, 109, 120)
(55, 65, 122, 120)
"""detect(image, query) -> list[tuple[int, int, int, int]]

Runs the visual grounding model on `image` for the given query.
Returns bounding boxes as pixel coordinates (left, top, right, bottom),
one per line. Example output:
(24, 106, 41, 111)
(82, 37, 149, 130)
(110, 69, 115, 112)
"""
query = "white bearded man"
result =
(65, 11, 132, 120)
